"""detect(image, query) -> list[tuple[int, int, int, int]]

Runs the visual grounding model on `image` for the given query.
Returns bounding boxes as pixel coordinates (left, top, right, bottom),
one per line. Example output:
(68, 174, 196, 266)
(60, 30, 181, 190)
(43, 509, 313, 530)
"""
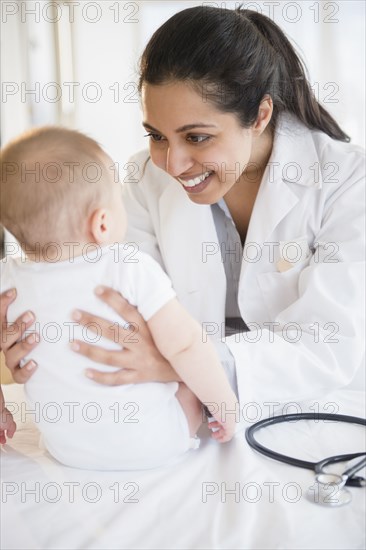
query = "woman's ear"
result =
(253, 95, 273, 135)
(88, 208, 111, 245)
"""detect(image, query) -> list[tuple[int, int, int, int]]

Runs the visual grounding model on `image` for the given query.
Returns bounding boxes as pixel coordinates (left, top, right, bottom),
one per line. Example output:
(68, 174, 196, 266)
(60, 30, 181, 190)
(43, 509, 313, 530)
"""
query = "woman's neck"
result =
(223, 125, 274, 244)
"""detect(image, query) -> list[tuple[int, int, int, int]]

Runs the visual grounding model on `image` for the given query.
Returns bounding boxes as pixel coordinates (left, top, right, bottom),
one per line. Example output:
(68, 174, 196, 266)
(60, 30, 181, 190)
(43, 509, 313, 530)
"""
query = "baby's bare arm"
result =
(147, 299, 239, 440)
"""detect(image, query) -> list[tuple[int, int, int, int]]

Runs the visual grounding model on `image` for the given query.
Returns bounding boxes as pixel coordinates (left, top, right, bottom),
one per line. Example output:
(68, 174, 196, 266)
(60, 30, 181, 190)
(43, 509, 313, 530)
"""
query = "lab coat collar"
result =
(268, 112, 324, 189)
(240, 113, 323, 247)
(158, 180, 226, 323)
(245, 166, 299, 248)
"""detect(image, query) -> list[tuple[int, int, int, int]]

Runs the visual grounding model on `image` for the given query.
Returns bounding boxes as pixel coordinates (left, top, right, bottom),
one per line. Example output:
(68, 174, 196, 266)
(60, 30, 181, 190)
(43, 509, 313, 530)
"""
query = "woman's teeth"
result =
(179, 171, 212, 188)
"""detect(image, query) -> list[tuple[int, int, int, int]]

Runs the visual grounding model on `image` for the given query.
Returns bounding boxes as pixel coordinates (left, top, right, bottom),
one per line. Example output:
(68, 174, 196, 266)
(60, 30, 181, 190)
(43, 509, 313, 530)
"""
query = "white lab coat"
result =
(122, 113, 365, 408)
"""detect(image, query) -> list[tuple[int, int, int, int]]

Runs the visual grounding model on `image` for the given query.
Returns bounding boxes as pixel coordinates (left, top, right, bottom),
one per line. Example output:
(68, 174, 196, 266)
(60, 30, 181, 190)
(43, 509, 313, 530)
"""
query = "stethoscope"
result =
(245, 413, 366, 507)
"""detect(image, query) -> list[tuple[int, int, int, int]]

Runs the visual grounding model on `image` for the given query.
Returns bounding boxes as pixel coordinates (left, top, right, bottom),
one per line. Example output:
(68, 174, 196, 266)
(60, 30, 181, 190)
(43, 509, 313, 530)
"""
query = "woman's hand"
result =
(71, 286, 179, 385)
(0, 407, 17, 444)
(0, 289, 39, 383)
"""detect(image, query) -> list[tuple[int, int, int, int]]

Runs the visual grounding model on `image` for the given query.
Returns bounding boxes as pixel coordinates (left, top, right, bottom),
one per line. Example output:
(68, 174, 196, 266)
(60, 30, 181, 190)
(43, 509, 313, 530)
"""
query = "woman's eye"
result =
(144, 133, 165, 142)
(187, 135, 211, 144)
(144, 132, 211, 144)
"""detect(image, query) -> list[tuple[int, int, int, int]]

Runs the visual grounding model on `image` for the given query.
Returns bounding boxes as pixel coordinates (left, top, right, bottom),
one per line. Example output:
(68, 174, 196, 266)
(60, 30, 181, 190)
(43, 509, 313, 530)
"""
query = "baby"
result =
(0, 127, 238, 470)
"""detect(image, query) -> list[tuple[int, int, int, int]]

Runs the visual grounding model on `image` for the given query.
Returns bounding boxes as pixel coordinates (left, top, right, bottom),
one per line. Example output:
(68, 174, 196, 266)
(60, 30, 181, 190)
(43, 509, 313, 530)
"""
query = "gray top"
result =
(209, 198, 251, 396)
(211, 199, 248, 337)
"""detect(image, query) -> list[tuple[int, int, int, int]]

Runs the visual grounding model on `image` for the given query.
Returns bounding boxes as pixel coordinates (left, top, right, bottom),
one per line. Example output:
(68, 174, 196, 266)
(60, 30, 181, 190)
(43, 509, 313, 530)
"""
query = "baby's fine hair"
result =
(0, 126, 115, 252)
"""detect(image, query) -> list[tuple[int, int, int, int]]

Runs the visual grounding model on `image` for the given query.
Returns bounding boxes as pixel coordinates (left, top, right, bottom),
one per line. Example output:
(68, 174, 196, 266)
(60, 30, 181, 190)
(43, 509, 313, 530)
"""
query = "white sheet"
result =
(1, 384, 365, 550)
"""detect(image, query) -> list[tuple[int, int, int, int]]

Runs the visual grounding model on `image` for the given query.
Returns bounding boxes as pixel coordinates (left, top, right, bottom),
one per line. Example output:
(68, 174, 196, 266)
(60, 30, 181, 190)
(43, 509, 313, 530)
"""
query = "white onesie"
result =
(1, 245, 198, 470)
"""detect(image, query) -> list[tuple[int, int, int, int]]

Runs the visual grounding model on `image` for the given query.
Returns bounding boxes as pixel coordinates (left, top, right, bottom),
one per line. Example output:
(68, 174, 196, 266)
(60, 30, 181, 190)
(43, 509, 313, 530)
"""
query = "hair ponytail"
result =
(241, 10, 349, 141)
(139, 6, 349, 142)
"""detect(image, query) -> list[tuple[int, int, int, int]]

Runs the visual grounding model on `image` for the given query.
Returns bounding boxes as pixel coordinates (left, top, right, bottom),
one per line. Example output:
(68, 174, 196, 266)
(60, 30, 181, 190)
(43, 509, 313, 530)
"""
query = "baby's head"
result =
(0, 127, 127, 260)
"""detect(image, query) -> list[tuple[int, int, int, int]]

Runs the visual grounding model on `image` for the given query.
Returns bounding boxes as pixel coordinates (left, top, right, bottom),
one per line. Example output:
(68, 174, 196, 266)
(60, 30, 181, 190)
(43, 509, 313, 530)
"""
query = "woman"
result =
(1, 6, 364, 409)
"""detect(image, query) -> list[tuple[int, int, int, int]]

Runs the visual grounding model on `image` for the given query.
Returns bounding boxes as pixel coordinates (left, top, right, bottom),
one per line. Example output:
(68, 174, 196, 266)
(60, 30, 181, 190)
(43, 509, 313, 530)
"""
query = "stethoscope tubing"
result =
(245, 413, 366, 487)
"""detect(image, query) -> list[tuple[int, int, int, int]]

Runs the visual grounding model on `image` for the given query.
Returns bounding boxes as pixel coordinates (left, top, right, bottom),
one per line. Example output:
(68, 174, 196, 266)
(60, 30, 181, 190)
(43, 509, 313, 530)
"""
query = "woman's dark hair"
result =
(139, 6, 349, 142)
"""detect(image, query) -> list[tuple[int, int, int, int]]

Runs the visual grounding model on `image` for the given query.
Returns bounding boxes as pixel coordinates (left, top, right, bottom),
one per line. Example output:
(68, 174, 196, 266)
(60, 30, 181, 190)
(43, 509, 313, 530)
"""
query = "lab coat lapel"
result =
(244, 173, 299, 250)
(244, 112, 323, 259)
(158, 183, 226, 324)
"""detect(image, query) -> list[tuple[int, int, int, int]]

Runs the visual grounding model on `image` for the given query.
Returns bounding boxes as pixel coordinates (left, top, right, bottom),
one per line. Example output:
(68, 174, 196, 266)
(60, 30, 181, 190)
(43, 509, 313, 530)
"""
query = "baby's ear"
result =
(89, 208, 111, 244)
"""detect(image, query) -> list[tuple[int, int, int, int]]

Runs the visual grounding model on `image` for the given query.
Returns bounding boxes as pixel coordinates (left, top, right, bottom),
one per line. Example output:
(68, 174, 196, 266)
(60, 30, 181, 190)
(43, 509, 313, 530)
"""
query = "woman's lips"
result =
(180, 172, 214, 194)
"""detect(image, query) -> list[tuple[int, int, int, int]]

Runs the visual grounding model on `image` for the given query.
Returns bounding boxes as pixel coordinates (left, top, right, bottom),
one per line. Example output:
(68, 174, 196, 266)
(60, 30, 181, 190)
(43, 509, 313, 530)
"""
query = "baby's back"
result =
(1, 246, 189, 469)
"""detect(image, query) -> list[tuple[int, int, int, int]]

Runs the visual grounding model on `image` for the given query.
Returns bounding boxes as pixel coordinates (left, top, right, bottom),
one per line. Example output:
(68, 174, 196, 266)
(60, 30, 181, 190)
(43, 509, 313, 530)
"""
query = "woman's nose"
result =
(165, 146, 192, 178)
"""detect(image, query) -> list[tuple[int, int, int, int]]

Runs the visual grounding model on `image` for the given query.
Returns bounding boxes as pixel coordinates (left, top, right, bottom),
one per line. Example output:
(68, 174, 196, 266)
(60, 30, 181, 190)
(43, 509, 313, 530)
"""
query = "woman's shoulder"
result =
(274, 113, 365, 189)
(277, 112, 364, 154)
(311, 125, 365, 166)
(314, 132, 365, 191)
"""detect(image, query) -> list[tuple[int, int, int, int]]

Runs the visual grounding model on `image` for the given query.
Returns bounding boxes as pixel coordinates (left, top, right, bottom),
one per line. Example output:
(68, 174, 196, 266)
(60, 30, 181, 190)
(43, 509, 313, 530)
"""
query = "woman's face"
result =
(141, 81, 263, 205)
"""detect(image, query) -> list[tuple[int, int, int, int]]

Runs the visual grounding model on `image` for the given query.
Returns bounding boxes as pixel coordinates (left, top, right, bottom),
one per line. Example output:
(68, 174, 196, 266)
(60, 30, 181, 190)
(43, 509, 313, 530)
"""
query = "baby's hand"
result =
(0, 407, 17, 444)
(208, 419, 235, 443)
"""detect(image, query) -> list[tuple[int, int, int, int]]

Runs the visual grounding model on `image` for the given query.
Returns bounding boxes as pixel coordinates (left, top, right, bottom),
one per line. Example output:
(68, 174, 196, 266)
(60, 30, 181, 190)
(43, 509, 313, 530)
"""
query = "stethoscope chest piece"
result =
(307, 474, 352, 507)
(245, 412, 366, 508)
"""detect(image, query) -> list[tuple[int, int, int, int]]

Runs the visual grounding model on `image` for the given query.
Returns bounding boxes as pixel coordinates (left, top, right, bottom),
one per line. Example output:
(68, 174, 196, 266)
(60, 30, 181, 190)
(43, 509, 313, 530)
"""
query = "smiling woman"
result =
(1, 5, 365, 414)
(141, 81, 272, 203)
(141, 80, 273, 242)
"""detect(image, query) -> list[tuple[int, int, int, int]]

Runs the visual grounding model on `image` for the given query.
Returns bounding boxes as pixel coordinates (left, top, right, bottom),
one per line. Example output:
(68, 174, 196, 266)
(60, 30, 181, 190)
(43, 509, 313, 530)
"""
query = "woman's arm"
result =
(211, 339, 238, 396)
(0, 289, 38, 383)
(0, 386, 16, 443)
(229, 171, 365, 407)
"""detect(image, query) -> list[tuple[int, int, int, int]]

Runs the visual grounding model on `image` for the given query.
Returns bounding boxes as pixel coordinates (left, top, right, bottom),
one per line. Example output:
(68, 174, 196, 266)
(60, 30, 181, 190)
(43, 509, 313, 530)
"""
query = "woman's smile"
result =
(177, 171, 214, 193)
(141, 81, 273, 205)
